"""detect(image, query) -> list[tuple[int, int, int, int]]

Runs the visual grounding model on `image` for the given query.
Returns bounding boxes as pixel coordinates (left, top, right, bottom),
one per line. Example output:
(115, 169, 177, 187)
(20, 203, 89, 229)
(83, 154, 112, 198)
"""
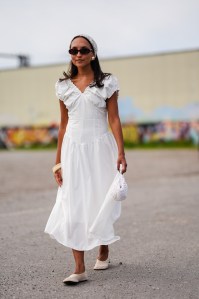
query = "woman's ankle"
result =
(74, 264, 85, 274)
(98, 245, 109, 261)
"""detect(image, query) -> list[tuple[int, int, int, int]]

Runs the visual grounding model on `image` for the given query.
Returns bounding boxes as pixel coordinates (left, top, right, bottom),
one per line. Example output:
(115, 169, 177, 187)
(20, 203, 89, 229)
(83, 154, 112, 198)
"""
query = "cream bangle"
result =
(52, 163, 61, 173)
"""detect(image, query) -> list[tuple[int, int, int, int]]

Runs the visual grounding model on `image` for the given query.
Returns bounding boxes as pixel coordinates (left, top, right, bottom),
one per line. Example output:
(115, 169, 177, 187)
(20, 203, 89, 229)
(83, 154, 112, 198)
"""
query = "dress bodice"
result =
(55, 75, 119, 143)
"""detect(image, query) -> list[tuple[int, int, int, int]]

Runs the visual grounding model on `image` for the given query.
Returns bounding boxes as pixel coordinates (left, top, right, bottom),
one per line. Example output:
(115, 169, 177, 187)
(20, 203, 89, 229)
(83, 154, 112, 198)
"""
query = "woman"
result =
(44, 34, 127, 285)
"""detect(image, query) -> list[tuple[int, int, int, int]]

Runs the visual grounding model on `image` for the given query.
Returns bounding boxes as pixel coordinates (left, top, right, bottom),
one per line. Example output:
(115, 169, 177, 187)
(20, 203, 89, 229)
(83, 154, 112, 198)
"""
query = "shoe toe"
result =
(94, 259, 109, 270)
(63, 272, 88, 284)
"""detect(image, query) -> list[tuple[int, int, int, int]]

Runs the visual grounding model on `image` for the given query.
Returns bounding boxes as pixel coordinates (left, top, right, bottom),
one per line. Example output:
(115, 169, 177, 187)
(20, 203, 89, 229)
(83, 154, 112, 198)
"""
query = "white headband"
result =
(72, 34, 98, 56)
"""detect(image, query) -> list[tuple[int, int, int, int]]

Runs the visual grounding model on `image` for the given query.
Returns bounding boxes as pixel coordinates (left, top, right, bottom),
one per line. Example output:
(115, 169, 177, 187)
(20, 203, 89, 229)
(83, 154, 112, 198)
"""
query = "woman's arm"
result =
(106, 92, 127, 173)
(54, 100, 69, 186)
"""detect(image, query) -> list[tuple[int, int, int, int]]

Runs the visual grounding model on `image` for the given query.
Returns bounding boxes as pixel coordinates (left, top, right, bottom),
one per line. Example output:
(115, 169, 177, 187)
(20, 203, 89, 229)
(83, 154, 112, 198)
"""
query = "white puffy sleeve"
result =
(55, 80, 64, 100)
(87, 75, 120, 105)
(54, 79, 80, 109)
(104, 75, 120, 99)
(55, 80, 62, 100)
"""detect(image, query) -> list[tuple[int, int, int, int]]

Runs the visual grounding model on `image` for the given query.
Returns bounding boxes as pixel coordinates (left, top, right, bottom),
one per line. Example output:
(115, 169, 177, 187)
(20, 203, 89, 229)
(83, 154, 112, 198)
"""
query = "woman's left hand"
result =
(117, 154, 127, 174)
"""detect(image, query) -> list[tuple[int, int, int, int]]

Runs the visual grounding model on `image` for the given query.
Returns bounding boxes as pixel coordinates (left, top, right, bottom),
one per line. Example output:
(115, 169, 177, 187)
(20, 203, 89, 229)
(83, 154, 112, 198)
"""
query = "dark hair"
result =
(59, 35, 111, 88)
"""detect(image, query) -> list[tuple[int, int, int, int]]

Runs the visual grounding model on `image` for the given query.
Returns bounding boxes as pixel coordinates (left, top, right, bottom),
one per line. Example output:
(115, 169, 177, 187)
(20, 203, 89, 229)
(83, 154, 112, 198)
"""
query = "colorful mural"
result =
(0, 121, 198, 149)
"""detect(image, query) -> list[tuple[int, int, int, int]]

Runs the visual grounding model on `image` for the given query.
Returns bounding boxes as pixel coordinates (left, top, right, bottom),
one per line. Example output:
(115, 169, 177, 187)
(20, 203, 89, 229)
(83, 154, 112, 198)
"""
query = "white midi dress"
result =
(44, 75, 121, 251)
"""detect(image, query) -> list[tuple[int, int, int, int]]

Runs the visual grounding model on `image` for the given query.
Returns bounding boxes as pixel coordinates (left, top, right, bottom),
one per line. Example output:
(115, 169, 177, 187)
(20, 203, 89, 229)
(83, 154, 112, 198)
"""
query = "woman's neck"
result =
(76, 64, 93, 79)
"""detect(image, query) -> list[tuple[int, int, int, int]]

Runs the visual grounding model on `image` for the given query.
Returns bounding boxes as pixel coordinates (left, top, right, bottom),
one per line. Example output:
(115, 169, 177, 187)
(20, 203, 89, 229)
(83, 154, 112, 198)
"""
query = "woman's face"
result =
(70, 37, 94, 68)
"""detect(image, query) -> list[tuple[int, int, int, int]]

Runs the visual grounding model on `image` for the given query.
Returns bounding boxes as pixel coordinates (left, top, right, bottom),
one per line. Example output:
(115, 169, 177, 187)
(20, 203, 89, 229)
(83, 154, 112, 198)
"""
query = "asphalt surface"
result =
(0, 149, 199, 299)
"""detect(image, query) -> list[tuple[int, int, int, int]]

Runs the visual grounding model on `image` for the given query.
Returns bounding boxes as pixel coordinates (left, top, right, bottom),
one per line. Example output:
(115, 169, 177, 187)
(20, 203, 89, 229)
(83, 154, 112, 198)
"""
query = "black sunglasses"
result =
(68, 47, 93, 55)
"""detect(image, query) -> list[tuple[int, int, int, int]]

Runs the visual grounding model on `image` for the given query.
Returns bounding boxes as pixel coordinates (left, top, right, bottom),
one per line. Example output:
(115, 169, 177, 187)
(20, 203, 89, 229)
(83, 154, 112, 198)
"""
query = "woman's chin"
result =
(74, 61, 90, 68)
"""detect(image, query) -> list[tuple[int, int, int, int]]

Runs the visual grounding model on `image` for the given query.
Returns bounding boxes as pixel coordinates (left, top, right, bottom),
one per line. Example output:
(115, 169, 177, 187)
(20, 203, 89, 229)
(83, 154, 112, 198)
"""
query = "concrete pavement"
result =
(0, 149, 199, 299)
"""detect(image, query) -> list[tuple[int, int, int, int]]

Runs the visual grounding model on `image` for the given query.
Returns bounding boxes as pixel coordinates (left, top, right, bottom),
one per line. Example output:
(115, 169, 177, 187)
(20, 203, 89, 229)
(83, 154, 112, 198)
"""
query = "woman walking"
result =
(44, 34, 127, 285)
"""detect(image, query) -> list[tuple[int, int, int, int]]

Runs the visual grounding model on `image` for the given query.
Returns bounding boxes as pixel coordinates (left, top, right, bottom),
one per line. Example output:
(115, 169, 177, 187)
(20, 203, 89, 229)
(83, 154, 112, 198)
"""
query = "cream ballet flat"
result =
(63, 272, 88, 285)
(93, 258, 109, 270)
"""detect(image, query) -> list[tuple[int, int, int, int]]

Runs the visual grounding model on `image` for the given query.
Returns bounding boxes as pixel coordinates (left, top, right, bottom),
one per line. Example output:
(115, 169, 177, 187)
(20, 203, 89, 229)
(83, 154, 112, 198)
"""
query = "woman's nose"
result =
(76, 51, 82, 57)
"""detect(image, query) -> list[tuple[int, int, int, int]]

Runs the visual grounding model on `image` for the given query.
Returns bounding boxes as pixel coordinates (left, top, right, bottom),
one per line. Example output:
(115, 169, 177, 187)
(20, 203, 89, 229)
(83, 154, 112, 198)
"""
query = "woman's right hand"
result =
(54, 169, 63, 187)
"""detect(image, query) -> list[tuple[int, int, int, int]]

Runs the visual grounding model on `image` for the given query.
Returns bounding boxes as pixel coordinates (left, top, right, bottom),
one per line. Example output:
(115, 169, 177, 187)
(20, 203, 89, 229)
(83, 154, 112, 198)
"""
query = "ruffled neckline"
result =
(68, 78, 95, 94)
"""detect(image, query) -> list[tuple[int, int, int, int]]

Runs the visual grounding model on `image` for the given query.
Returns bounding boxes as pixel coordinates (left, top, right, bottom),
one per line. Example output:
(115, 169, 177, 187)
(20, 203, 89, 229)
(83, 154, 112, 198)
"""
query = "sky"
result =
(0, 0, 199, 69)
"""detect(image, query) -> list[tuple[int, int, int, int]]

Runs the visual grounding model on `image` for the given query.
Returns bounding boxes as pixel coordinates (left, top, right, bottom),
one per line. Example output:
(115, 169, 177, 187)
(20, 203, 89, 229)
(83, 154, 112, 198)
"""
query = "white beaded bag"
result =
(108, 170, 128, 201)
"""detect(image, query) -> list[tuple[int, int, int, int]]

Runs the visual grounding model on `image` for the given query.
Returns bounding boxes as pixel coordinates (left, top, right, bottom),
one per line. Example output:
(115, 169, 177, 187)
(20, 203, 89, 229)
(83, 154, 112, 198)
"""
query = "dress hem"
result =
(44, 230, 120, 251)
